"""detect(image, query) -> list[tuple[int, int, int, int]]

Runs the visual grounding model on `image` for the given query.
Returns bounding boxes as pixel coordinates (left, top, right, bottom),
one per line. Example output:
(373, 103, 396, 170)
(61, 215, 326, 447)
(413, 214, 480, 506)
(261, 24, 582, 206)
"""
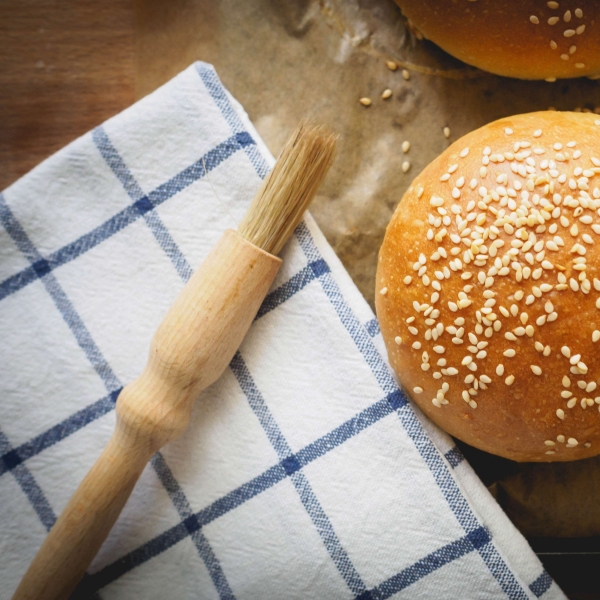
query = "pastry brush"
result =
(13, 123, 337, 600)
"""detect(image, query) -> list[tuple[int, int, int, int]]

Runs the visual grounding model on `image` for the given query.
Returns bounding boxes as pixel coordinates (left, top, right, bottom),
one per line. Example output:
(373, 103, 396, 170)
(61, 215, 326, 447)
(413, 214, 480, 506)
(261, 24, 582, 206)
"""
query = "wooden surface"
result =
(13, 231, 281, 600)
(0, 0, 135, 192)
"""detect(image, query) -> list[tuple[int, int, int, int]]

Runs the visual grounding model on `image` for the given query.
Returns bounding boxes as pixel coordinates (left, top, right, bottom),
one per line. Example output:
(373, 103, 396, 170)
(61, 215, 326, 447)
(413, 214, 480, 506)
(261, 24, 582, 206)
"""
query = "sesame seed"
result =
(432, 398, 442, 408)
(564, 10, 571, 21)
(561, 346, 571, 358)
(402, 161, 411, 173)
(380, 287, 388, 295)
(530, 15, 539, 24)
(443, 127, 450, 138)
(382, 89, 392, 100)
(505, 128, 513, 135)
(564, 29, 576, 37)
(504, 349, 516, 357)
(433, 345, 445, 354)
(359, 97, 372, 106)
(575, 8, 583, 18)
(404, 276, 412, 285)
(496, 364, 504, 376)
(412, 341, 421, 350)
(531, 365, 542, 375)
(446, 367, 459, 375)
(469, 400, 477, 409)
(385, 60, 397, 71)
(548, 16, 560, 24)
(562, 390, 573, 398)
(545, 440, 556, 446)
(575, 63, 585, 69)
(567, 437, 578, 447)
(413, 387, 423, 394)
(576, 24, 585, 34)
(394, 336, 402, 345)
(402, 141, 410, 153)
(421, 363, 430, 371)
(505, 375, 515, 385)
(557, 408, 565, 419)
(402, 69, 410, 80)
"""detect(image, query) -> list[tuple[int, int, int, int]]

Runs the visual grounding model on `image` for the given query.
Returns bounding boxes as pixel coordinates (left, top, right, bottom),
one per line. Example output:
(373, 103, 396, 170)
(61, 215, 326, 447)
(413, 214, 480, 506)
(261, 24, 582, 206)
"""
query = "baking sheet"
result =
(135, 0, 600, 544)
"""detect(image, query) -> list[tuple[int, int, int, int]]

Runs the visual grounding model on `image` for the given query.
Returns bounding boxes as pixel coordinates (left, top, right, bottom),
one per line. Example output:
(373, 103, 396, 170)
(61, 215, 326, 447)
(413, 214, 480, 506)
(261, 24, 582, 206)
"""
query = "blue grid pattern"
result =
(0, 62, 556, 599)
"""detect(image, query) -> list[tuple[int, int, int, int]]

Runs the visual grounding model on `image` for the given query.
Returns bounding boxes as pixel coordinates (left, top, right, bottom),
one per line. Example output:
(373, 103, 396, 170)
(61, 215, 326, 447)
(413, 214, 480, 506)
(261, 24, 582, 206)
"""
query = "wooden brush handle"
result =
(13, 230, 281, 600)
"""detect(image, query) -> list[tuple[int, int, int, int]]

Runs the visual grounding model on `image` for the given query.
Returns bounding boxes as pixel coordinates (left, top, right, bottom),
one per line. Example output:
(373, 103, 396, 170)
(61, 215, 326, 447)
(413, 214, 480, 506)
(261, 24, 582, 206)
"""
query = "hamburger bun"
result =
(393, 0, 600, 80)
(376, 111, 600, 461)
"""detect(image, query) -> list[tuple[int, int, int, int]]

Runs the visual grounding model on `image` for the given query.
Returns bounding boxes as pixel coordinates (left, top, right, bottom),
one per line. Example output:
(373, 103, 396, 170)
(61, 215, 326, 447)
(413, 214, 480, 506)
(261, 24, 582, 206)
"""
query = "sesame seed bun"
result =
(393, 0, 600, 80)
(376, 111, 600, 462)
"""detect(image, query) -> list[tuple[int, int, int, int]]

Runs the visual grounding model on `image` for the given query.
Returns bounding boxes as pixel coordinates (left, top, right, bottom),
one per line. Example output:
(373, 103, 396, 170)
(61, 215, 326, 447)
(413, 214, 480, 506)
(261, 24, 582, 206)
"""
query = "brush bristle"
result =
(237, 123, 337, 255)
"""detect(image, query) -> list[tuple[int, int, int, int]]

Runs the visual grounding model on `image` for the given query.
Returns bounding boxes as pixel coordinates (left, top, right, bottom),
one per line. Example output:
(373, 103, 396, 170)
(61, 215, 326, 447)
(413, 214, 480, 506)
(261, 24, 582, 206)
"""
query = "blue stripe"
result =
(365, 318, 380, 338)
(150, 453, 235, 600)
(295, 222, 531, 600)
(364, 527, 492, 600)
(195, 63, 270, 180)
(92, 130, 235, 599)
(0, 429, 56, 532)
(0, 133, 253, 302)
(81, 464, 288, 591)
(255, 259, 329, 319)
(92, 127, 193, 282)
(0, 389, 120, 477)
(0, 195, 121, 393)
(444, 447, 465, 469)
(82, 388, 400, 593)
(529, 571, 553, 598)
(0, 255, 335, 478)
(230, 352, 367, 597)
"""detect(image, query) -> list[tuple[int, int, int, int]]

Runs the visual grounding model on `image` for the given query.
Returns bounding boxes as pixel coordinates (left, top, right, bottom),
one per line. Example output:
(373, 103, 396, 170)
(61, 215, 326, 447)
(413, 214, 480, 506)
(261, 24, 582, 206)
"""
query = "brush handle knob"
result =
(13, 230, 281, 600)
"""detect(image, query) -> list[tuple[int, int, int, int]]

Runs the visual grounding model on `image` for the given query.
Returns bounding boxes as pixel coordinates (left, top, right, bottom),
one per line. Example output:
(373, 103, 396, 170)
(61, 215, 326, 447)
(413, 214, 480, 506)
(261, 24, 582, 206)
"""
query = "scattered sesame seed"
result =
(547, 1, 558, 7)
(548, 16, 560, 24)
(385, 60, 397, 71)
(413, 387, 423, 394)
(504, 128, 514, 135)
(443, 127, 451, 139)
(567, 437, 578, 447)
(380, 287, 388, 295)
(564, 10, 571, 22)
(504, 349, 516, 357)
(402, 161, 411, 173)
(402, 69, 410, 80)
(359, 97, 372, 106)
(412, 341, 421, 350)
(576, 24, 585, 34)
(531, 365, 542, 375)
(557, 408, 565, 419)
(382, 89, 392, 100)
(402, 141, 410, 153)
(564, 29, 576, 37)
(575, 8, 583, 18)
(394, 336, 402, 345)
(530, 15, 539, 24)
(496, 364, 504, 376)
(505, 375, 515, 385)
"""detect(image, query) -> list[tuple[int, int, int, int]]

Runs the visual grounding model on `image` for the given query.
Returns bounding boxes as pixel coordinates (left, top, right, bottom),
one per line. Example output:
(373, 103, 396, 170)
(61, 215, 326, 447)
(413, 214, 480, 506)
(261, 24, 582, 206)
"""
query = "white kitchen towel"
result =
(0, 62, 564, 600)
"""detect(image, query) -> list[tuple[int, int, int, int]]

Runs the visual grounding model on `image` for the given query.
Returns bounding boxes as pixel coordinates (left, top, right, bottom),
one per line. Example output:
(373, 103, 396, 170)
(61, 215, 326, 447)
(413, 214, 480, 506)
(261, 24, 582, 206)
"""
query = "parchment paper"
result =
(135, 0, 600, 540)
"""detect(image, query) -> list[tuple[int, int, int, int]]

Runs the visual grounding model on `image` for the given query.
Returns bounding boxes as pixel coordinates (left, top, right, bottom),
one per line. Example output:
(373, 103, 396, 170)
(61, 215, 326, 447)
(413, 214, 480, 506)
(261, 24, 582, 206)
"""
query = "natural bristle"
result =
(237, 123, 337, 255)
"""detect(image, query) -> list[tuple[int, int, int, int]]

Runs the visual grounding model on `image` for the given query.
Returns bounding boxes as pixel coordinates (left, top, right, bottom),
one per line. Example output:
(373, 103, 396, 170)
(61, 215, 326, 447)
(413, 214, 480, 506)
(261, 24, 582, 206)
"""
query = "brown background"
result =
(2, 0, 600, 597)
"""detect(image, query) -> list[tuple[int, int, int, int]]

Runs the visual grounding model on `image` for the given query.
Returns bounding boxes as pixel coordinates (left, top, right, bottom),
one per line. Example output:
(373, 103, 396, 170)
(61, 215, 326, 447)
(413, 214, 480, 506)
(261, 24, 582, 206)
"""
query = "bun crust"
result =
(376, 111, 600, 462)
(394, 0, 600, 80)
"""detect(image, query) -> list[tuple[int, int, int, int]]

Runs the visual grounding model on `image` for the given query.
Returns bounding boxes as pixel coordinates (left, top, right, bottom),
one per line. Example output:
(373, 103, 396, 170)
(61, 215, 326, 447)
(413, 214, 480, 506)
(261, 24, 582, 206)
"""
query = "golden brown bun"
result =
(394, 0, 600, 80)
(376, 111, 600, 462)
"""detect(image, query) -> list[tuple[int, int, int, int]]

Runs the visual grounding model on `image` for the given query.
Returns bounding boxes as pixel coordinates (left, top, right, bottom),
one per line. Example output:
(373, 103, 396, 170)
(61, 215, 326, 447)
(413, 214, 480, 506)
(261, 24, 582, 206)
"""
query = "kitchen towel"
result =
(0, 62, 564, 599)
